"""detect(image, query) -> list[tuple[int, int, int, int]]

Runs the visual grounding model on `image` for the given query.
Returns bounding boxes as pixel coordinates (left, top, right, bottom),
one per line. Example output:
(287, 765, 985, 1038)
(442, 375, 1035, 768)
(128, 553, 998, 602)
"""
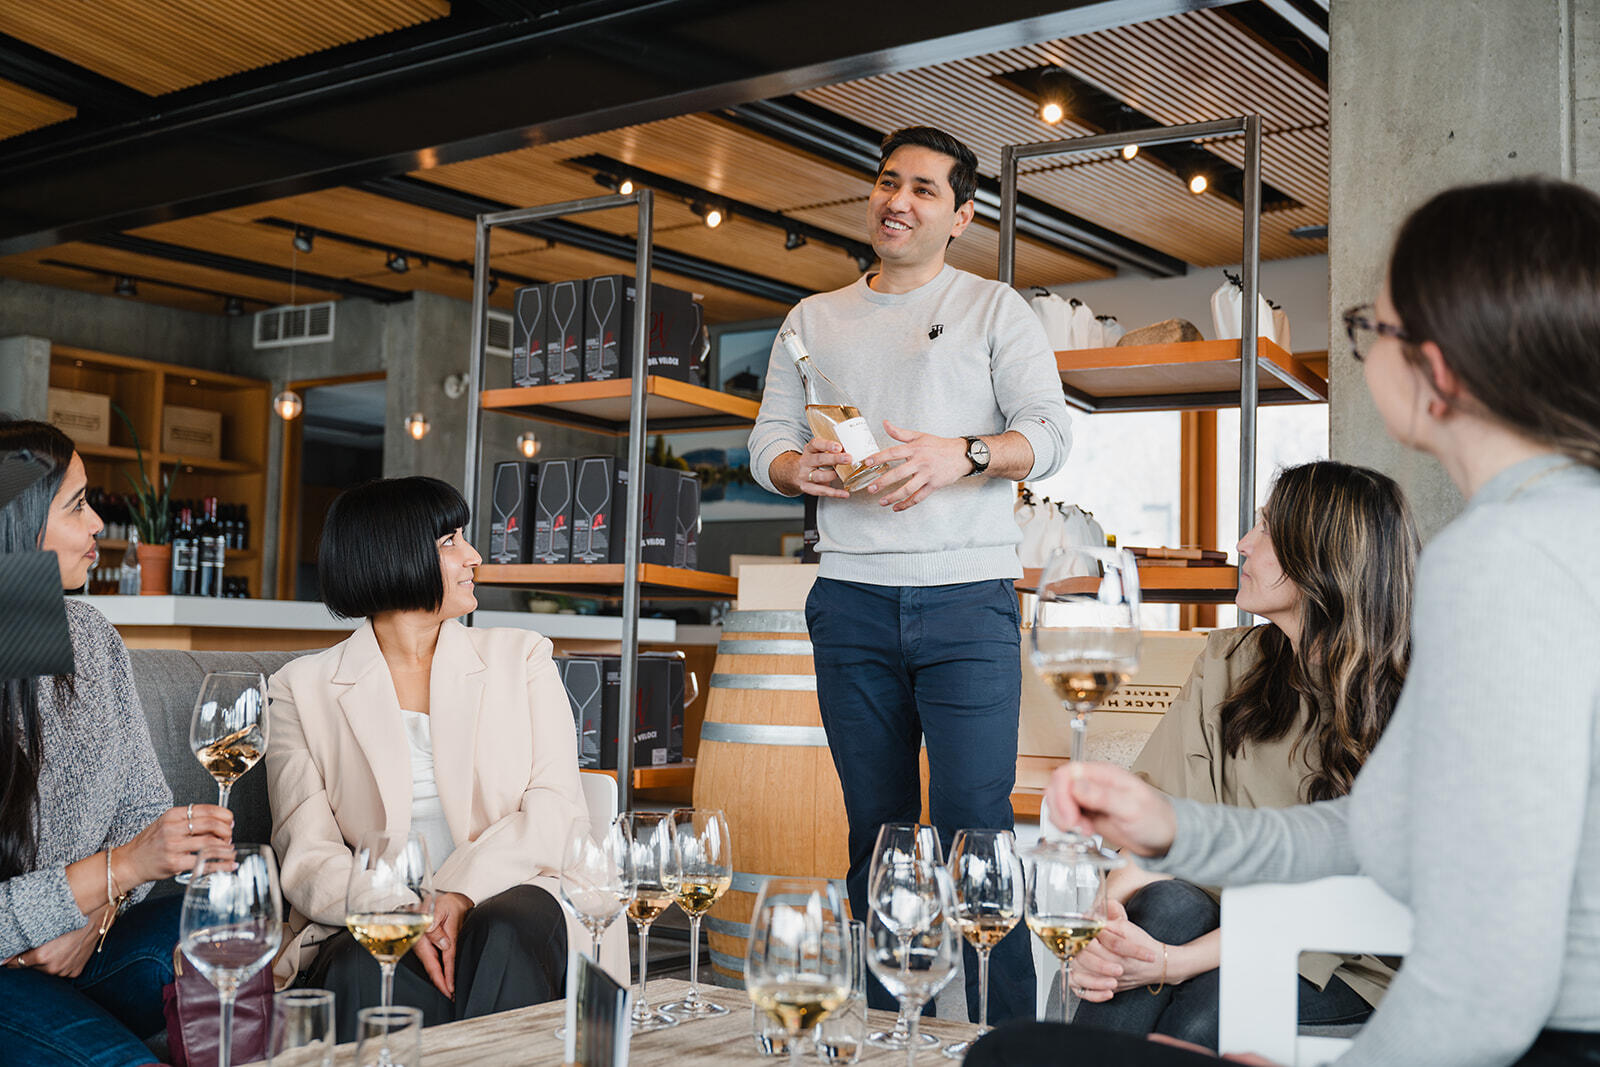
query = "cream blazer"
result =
(264, 618, 628, 986)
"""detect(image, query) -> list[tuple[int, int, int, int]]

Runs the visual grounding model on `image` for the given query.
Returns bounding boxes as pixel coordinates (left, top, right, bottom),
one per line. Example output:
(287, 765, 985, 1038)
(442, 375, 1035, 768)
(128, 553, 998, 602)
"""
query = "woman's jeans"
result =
(1072, 879, 1371, 1049)
(0, 893, 181, 1067)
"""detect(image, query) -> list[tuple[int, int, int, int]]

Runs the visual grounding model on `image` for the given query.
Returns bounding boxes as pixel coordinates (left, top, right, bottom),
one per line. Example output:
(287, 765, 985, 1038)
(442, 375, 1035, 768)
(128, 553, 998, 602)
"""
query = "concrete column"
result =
(0, 335, 53, 417)
(1328, 0, 1600, 541)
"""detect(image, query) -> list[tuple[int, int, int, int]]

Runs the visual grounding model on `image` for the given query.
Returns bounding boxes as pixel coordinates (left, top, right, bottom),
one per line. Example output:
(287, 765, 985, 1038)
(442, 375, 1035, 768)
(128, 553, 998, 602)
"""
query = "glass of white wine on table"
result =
(943, 828, 1025, 1060)
(616, 811, 679, 1033)
(745, 877, 853, 1067)
(345, 830, 435, 1030)
(1029, 546, 1141, 853)
(660, 807, 733, 1019)
(1024, 843, 1120, 1025)
(180, 671, 268, 882)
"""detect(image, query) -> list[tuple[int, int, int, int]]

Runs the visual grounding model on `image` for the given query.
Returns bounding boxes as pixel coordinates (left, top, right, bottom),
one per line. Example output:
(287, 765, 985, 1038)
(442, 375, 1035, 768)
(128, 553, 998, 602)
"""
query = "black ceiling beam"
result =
(83, 233, 410, 304)
(0, 0, 1242, 258)
(358, 175, 812, 306)
(1219, 2, 1327, 85)
(253, 217, 547, 286)
(0, 33, 149, 118)
(719, 96, 1189, 277)
(39, 258, 271, 308)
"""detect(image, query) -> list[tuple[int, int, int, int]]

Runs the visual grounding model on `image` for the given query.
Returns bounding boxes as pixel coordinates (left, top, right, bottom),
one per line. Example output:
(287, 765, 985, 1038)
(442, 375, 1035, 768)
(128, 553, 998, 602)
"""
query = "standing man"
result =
(748, 126, 1071, 1024)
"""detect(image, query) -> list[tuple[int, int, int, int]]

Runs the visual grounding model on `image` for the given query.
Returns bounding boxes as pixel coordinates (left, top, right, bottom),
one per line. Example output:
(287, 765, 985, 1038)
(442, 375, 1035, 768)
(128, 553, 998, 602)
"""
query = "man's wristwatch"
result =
(963, 436, 991, 477)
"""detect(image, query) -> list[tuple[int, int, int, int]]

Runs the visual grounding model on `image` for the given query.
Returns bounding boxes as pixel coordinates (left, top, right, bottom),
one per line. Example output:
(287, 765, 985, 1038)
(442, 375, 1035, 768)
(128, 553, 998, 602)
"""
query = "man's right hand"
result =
(1046, 762, 1176, 858)
(771, 439, 853, 499)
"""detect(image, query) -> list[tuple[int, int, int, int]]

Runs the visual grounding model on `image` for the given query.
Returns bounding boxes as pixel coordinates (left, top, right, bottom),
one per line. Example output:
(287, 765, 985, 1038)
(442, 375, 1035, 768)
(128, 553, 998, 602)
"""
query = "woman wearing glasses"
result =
(975, 178, 1600, 1066)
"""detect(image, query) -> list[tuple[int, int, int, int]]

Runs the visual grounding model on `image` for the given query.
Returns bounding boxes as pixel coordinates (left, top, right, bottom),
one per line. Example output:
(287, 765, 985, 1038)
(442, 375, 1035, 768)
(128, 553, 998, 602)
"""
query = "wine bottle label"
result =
(832, 417, 880, 461)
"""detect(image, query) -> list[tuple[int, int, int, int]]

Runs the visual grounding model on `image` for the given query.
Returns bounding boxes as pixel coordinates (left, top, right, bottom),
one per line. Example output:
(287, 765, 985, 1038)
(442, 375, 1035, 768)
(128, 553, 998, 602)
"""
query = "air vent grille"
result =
(485, 310, 512, 358)
(253, 301, 336, 348)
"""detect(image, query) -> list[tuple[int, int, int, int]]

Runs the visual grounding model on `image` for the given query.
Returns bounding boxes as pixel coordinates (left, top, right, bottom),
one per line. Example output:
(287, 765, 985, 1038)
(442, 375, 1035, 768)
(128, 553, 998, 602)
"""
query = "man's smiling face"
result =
(867, 144, 974, 272)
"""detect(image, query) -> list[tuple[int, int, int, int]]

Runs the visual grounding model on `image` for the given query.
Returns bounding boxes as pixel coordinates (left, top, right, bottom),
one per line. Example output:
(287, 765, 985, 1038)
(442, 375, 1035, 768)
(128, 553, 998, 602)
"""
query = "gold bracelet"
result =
(1146, 942, 1169, 995)
(97, 847, 130, 954)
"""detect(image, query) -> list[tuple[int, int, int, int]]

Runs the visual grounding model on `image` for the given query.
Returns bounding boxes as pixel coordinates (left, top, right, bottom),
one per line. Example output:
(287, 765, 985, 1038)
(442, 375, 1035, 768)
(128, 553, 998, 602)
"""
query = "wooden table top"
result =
(244, 978, 983, 1066)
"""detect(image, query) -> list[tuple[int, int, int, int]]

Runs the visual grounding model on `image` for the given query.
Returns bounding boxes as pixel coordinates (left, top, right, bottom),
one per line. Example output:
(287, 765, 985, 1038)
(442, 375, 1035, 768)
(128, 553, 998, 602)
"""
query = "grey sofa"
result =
(127, 648, 302, 893)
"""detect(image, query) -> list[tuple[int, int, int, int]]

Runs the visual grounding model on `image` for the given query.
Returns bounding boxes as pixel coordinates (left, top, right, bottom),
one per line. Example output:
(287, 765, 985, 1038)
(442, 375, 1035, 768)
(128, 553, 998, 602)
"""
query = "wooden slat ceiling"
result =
(0, 78, 75, 141)
(0, 0, 449, 97)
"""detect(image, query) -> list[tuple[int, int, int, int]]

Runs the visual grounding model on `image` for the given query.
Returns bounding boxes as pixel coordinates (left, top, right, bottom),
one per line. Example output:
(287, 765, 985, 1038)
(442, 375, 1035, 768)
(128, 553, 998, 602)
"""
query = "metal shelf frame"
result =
(997, 115, 1265, 609)
(461, 188, 657, 811)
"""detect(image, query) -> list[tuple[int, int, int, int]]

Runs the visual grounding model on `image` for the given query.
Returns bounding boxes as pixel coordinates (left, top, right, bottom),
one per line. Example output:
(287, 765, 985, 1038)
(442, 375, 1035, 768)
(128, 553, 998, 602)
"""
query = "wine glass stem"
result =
(685, 915, 702, 1004)
(217, 782, 232, 809)
(217, 989, 236, 1067)
(381, 960, 396, 1009)
(977, 946, 992, 1035)
(789, 1028, 804, 1067)
(638, 923, 651, 1007)
(905, 1000, 922, 1067)
(1058, 957, 1070, 1022)
(1069, 716, 1087, 764)
(893, 934, 913, 1038)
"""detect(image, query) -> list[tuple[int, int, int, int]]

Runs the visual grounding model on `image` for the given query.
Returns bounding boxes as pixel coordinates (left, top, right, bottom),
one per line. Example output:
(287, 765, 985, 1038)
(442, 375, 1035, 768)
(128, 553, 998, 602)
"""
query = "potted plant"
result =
(113, 405, 175, 595)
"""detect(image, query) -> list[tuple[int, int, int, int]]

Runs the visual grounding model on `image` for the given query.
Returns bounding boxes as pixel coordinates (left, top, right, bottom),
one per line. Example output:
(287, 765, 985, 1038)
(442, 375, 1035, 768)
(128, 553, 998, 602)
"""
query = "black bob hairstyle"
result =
(317, 476, 470, 620)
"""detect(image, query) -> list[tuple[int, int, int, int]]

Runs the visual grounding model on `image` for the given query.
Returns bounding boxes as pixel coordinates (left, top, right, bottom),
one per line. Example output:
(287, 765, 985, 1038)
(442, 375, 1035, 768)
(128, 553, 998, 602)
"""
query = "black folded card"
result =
(0, 551, 74, 682)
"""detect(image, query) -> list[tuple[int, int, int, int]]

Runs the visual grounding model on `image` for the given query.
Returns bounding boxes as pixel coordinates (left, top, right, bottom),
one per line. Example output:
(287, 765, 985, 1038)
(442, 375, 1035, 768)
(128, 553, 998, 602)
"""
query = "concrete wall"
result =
(0, 278, 231, 372)
(1328, 0, 1600, 541)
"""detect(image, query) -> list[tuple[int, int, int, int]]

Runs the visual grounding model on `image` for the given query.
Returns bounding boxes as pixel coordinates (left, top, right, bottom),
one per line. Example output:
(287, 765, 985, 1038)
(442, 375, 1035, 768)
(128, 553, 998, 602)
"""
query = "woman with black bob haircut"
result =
(973, 177, 1600, 1066)
(1067, 460, 1416, 1049)
(0, 418, 233, 1067)
(265, 476, 625, 1040)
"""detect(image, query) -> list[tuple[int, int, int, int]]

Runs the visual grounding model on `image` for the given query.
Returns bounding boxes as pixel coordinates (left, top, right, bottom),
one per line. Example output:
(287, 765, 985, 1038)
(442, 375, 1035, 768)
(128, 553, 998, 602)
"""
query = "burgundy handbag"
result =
(161, 947, 274, 1067)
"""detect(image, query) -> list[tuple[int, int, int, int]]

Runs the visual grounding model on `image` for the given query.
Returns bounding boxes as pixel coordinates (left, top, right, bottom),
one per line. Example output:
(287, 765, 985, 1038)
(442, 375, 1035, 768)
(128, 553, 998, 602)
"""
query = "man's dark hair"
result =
(878, 126, 980, 209)
(317, 476, 471, 619)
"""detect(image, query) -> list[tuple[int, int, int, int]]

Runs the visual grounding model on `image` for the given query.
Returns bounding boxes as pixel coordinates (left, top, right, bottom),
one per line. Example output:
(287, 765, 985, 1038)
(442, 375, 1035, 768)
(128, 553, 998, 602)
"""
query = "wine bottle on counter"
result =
(196, 497, 225, 598)
(170, 507, 197, 596)
(779, 327, 891, 492)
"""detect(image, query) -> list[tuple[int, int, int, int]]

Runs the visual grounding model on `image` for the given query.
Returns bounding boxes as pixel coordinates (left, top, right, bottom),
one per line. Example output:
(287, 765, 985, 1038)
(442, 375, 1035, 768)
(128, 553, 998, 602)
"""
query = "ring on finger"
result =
(186, 802, 194, 835)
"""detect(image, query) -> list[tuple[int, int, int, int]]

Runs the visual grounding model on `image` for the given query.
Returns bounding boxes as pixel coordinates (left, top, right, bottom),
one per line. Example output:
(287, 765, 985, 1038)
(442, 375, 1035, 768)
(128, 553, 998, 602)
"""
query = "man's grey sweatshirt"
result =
(748, 265, 1072, 587)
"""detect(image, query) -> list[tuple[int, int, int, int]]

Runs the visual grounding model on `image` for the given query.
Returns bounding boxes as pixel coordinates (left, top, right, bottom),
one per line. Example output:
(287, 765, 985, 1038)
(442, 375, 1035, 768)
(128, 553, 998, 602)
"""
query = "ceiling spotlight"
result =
(113, 276, 137, 297)
(1187, 173, 1209, 195)
(1038, 100, 1065, 125)
(691, 201, 724, 229)
(486, 275, 500, 296)
(386, 251, 410, 274)
(404, 412, 430, 440)
(1035, 66, 1072, 126)
(1121, 144, 1139, 161)
(224, 296, 245, 316)
(515, 431, 541, 459)
(784, 230, 808, 251)
(618, 178, 634, 196)
(292, 226, 314, 254)
(273, 390, 304, 421)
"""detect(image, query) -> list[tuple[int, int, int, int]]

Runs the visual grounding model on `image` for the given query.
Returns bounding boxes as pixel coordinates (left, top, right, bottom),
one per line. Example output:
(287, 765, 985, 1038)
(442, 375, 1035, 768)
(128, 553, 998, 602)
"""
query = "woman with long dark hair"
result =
(0, 418, 232, 1067)
(976, 177, 1600, 1066)
(1068, 461, 1416, 1048)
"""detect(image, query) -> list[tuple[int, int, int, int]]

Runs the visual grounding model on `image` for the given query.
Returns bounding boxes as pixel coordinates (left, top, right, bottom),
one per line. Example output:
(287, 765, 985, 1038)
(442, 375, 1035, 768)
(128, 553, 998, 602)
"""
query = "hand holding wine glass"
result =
(943, 829, 1024, 1060)
(661, 807, 732, 1019)
(180, 843, 283, 1067)
(745, 877, 852, 1067)
(345, 831, 435, 1014)
(190, 671, 269, 809)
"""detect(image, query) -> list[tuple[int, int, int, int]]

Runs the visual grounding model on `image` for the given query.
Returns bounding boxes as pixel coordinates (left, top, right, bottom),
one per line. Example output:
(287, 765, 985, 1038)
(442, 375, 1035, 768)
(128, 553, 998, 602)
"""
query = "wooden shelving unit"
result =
(580, 761, 696, 791)
(48, 344, 269, 597)
(1055, 338, 1328, 413)
(1019, 563, 1239, 604)
(481, 376, 759, 434)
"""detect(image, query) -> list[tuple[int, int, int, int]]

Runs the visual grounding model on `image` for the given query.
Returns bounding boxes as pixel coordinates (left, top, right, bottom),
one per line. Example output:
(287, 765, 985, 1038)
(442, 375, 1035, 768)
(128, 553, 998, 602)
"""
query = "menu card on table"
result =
(564, 951, 632, 1066)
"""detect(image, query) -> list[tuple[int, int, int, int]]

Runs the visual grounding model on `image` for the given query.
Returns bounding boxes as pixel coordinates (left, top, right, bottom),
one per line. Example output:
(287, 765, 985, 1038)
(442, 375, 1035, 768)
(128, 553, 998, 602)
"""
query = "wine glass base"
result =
(658, 997, 729, 1019)
(173, 871, 194, 885)
(866, 1029, 940, 1050)
(942, 1036, 979, 1059)
(630, 1008, 679, 1033)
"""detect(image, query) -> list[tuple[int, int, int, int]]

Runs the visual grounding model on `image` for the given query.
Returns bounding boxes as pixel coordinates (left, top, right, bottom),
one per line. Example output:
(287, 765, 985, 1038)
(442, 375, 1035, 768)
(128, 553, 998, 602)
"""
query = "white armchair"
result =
(1219, 876, 1411, 1065)
(579, 770, 619, 841)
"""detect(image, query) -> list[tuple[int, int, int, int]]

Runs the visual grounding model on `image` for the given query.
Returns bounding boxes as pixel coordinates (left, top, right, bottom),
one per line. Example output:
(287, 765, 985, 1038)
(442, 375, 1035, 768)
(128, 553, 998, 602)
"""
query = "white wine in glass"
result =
(617, 811, 678, 1033)
(745, 877, 851, 1067)
(345, 831, 435, 1018)
(660, 807, 732, 1019)
(1023, 843, 1120, 1024)
(943, 829, 1024, 1060)
(189, 671, 269, 809)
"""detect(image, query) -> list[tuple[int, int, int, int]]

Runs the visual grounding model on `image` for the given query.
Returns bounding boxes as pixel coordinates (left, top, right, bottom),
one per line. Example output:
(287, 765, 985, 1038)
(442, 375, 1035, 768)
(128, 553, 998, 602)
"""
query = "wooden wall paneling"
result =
(0, 77, 76, 141)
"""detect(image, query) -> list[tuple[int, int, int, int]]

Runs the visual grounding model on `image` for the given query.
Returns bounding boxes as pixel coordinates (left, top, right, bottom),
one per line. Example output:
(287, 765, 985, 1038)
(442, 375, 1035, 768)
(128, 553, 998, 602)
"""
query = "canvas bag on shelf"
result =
(1097, 315, 1126, 345)
(1270, 302, 1292, 353)
(1209, 270, 1277, 345)
(1028, 290, 1074, 350)
(1016, 496, 1065, 569)
(1066, 299, 1101, 350)
(1047, 504, 1107, 576)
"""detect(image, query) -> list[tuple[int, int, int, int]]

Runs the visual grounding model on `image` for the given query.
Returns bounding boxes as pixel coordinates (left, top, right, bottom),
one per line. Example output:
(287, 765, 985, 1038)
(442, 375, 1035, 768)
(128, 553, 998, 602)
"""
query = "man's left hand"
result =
(862, 421, 973, 511)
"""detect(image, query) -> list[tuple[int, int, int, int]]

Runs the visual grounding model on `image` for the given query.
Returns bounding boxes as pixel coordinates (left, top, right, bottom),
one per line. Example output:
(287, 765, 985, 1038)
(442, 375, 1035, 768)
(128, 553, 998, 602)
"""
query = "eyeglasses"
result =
(1342, 304, 1412, 362)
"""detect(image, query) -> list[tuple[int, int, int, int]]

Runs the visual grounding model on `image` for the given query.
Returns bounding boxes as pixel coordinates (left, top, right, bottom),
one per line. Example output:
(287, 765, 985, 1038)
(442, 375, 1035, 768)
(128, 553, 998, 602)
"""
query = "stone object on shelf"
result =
(1116, 318, 1204, 346)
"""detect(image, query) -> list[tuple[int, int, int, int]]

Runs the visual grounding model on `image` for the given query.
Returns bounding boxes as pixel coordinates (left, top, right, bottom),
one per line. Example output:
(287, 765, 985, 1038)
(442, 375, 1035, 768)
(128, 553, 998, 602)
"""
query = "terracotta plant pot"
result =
(136, 543, 172, 595)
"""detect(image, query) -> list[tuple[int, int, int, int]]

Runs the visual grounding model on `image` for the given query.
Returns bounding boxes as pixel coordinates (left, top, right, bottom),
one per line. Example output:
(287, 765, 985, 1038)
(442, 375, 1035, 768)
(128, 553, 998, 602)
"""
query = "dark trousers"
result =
(805, 576, 1035, 1025)
(1073, 879, 1370, 1049)
(0, 893, 181, 1067)
(303, 884, 567, 1042)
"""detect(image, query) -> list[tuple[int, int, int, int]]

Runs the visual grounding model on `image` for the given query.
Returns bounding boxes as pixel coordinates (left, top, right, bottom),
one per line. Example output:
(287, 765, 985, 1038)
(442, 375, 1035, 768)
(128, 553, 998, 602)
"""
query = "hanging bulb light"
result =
(1035, 66, 1072, 126)
(1121, 144, 1139, 161)
(405, 412, 430, 440)
(515, 431, 541, 459)
(273, 390, 304, 421)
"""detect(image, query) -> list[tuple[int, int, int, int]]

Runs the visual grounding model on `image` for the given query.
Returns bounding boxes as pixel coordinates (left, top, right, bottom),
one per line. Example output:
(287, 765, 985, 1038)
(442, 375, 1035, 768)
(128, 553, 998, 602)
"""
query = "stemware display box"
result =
(511, 283, 549, 387)
(583, 275, 703, 383)
(531, 457, 573, 564)
(488, 460, 539, 564)
(547, 280, 584, 385)
(557, 652, 684, 769)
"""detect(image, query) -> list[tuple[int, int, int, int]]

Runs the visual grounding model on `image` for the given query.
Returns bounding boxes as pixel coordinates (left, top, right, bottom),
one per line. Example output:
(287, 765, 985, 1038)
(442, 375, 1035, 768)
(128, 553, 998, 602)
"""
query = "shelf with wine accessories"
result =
(45, 344, 268, 597)
(1000, 116, 1295, 613)
(461, 189, 746, 811)
(1017, 563, 1240, 604)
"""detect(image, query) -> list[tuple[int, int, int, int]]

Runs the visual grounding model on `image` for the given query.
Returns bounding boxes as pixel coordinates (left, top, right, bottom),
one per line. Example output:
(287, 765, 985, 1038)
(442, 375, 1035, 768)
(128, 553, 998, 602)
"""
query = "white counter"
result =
(78, 597, 675, 642)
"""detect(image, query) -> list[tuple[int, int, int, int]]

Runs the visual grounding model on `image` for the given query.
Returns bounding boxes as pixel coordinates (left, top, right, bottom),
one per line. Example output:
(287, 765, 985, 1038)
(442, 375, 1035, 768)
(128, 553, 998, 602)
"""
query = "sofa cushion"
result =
(127, 649, 302, 864)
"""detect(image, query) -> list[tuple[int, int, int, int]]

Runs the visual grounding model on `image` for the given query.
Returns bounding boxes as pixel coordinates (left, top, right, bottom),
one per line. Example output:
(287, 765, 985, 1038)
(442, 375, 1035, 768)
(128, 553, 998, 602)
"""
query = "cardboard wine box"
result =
(488, 461, 538, 564)
(558, 656, 607, 769)
(559, 652, 685, 770)
(570, 455, 615, 565)
(511, 283, 549, 386)
(531, 458, 573, 564)
(46, 388, 111, 446)
(161, 405, 223, 460)
(547, 280, 584, 385)
(610, 463, 679, 566)
(675, 471, 700, 570)
(583, 275, 704, 383)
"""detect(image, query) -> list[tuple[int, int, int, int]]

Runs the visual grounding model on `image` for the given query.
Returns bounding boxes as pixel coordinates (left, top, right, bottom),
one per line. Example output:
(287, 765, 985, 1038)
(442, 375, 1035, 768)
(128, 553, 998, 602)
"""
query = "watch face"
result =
(967, 438, 990, 470)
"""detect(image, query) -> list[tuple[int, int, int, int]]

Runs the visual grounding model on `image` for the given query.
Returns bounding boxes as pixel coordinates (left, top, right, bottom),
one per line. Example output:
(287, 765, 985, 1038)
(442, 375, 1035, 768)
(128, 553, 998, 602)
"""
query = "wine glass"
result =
(1030, 546, 1140, 851)
(660, 807, 732, 1019)
(558, 824, 629, 959)
(746, 877, 852, 1067)
(866, 823, 943, 1051)
(345, 831, 435, 1018)
(865, 866, 959, 1067)
(1024, 843, 1121, 1024)
(943, 829, 1024, 1059)
(616, 812, 678, 1033)
(190, 671, 269, 810)
(180, 843, 283, 1067)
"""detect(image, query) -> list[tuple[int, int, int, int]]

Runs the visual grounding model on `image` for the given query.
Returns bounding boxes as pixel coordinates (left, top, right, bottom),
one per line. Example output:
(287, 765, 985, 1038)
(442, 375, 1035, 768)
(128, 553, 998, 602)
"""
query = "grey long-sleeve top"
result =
(0, 599, 171, 958)
(1149, 454, 1600, 1065)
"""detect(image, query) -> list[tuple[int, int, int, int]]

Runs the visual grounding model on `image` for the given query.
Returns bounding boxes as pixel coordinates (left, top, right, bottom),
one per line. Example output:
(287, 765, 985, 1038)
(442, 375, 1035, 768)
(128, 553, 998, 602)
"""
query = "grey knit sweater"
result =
(0, 599, 170, 958)
(748, 265, 1072, 586)
(1149, 455, 1600, 1065)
